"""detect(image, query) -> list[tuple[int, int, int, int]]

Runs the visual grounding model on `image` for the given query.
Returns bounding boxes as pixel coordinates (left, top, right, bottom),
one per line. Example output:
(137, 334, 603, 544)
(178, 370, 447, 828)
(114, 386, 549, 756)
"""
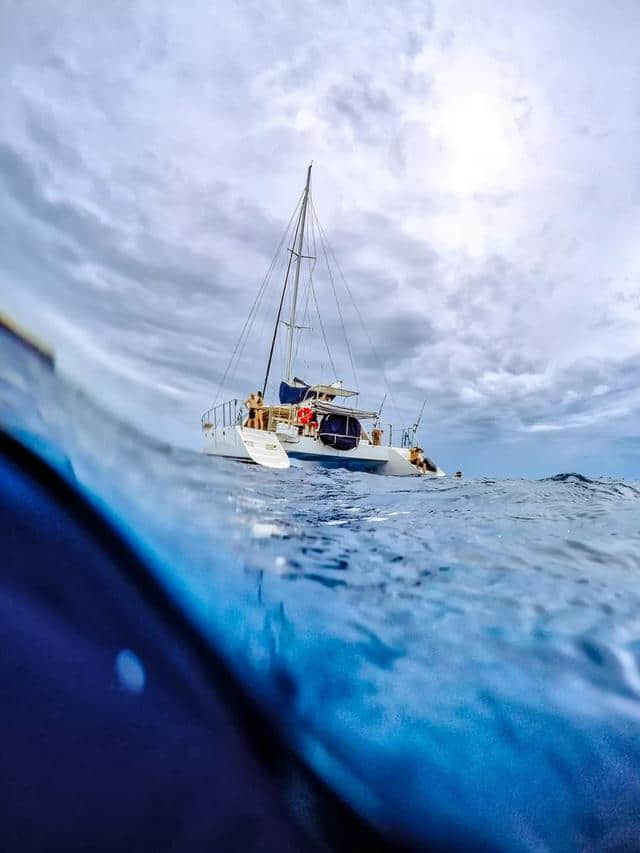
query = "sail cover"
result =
(279, 379, 312, 405)
(318, 414, 361, 451)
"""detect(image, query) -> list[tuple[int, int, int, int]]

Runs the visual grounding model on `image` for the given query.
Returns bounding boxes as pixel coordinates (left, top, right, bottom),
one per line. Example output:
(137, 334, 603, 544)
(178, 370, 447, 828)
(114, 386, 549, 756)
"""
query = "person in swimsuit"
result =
(418, 447, 436, 474)
(409, 446, 429, 473)
(419, 450, 438, 474)
(255, 391, 265, 430)
(244, 392, 258, 428)
(408, 446, 422, 469)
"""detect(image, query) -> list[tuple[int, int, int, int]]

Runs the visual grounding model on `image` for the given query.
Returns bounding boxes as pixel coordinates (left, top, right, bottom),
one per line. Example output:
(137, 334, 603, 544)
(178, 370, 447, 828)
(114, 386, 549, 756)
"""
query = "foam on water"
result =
(2, 333, 640, 851)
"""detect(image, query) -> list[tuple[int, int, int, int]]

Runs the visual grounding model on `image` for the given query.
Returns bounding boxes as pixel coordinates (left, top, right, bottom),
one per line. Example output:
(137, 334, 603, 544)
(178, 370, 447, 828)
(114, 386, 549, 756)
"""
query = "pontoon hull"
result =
(202, 425, 290, 469)
(203, 426, 444, 477)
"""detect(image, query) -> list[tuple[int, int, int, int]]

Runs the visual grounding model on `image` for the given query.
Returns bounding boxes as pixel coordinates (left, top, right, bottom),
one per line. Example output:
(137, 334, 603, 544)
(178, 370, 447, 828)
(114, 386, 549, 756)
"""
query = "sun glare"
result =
(434, 90, 519, 193)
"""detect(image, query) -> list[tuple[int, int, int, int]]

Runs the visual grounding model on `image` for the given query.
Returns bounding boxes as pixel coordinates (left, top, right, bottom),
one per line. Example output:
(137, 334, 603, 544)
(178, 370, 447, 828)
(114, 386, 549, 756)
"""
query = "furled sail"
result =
(311, 400, 378, 419)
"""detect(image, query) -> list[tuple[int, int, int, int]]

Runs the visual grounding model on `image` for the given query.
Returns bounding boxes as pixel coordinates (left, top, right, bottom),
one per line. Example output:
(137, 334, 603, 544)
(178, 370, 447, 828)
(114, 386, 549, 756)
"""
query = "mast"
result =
(262, 210, 302, 396)
(285, 163, 312, 383)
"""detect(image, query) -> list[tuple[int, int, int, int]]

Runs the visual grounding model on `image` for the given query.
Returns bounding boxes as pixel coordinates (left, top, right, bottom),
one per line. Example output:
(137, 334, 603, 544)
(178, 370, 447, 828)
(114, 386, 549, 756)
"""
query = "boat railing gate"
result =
(201, 399, 244, 429)
(378, 424, 417, 447)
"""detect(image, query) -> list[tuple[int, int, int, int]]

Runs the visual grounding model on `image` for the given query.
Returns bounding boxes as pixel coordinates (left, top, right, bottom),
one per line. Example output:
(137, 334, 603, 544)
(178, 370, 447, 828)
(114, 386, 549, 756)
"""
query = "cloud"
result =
(0, 0, 639, 474)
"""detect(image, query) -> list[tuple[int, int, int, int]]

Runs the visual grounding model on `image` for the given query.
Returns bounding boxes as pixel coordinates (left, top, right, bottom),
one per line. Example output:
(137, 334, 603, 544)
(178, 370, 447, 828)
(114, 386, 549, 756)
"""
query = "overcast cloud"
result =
(1, 0, 639, 475)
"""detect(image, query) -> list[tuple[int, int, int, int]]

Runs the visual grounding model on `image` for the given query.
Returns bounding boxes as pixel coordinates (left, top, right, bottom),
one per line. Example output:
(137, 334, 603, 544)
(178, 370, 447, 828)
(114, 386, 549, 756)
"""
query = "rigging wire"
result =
(225, 244, 284, 399)
(261, 190, 306, 395)
(227, 204, 302, 397)
(311, 199, 359, 395)
(293, 201, 318, 368)
(307, 202, 337, 379)
(293, 271, 313, 365)
(309, 278, 337, 380)
(313, 207, 396, 420)
(210, 190, 304, 408)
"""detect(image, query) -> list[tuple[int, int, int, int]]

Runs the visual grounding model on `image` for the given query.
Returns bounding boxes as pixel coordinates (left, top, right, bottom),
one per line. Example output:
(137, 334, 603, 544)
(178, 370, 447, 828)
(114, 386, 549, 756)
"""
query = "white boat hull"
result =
(203, 426, 444, 477)
(202, 425, 290, 469)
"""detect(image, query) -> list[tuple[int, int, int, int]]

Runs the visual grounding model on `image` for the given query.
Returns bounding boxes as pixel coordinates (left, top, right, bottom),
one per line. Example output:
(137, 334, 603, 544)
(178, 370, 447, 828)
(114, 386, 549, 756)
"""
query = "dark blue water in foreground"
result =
(3, 333, 640, 851)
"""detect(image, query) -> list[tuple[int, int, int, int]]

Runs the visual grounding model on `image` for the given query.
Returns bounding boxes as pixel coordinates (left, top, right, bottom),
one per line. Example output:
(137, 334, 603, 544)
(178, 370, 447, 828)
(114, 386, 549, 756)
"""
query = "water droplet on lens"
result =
(115, 649, 146, 694)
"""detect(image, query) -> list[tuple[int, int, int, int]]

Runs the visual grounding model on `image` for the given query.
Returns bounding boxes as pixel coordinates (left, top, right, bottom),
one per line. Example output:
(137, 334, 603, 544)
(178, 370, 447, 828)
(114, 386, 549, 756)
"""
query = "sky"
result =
(1, 0, 640, 476)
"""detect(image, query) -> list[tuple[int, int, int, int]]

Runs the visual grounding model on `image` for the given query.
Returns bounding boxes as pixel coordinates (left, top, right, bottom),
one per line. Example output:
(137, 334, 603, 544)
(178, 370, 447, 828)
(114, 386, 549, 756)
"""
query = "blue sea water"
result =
(2, 332, 640, 851)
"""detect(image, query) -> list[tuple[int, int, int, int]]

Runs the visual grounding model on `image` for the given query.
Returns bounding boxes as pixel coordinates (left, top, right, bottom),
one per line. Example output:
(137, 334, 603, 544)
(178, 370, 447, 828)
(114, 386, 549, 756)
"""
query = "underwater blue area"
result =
(3, 332, 640, 851)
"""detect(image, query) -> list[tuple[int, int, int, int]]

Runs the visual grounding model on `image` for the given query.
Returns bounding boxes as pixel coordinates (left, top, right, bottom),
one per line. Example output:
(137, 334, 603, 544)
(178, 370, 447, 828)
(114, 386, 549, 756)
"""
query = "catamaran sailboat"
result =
(201, 166, 444, 476)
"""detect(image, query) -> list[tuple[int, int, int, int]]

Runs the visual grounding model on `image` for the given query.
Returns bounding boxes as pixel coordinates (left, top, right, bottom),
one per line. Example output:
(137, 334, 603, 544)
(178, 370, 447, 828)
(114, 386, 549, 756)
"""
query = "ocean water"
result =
(3, 332, 640, 851)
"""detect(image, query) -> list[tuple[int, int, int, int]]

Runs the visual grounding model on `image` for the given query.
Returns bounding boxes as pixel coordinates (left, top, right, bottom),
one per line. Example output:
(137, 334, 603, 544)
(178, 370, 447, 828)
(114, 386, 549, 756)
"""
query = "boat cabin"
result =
(245, 398, 378, 452)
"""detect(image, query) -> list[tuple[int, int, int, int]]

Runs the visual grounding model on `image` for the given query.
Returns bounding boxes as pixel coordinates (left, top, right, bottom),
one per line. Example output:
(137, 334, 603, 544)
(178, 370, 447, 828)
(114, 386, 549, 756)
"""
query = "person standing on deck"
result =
(245, 392, 258, 428)
(255, 391, 265, 430)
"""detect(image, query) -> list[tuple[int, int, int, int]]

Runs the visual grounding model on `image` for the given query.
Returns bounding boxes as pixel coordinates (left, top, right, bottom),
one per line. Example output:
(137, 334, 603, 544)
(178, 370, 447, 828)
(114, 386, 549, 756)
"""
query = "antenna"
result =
(377, 393, 387, 420)
(411, 398, 427, 445)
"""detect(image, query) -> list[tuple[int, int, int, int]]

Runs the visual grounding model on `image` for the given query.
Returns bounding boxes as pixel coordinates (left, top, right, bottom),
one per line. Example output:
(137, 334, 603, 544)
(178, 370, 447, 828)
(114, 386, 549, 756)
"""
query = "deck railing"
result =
(201, 401, 418, 449)
(201, 399, 244, 429)
(375, 425, 418, 447)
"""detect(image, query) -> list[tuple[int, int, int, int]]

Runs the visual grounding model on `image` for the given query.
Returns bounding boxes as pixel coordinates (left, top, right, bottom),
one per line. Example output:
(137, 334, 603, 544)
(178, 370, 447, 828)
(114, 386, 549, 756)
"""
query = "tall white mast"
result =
(285, 163, 312, 383)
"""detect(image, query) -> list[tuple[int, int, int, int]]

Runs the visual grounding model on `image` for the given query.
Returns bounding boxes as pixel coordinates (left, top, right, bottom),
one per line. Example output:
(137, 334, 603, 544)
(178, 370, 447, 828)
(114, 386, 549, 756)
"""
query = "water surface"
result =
(2, 332, 640, 851)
